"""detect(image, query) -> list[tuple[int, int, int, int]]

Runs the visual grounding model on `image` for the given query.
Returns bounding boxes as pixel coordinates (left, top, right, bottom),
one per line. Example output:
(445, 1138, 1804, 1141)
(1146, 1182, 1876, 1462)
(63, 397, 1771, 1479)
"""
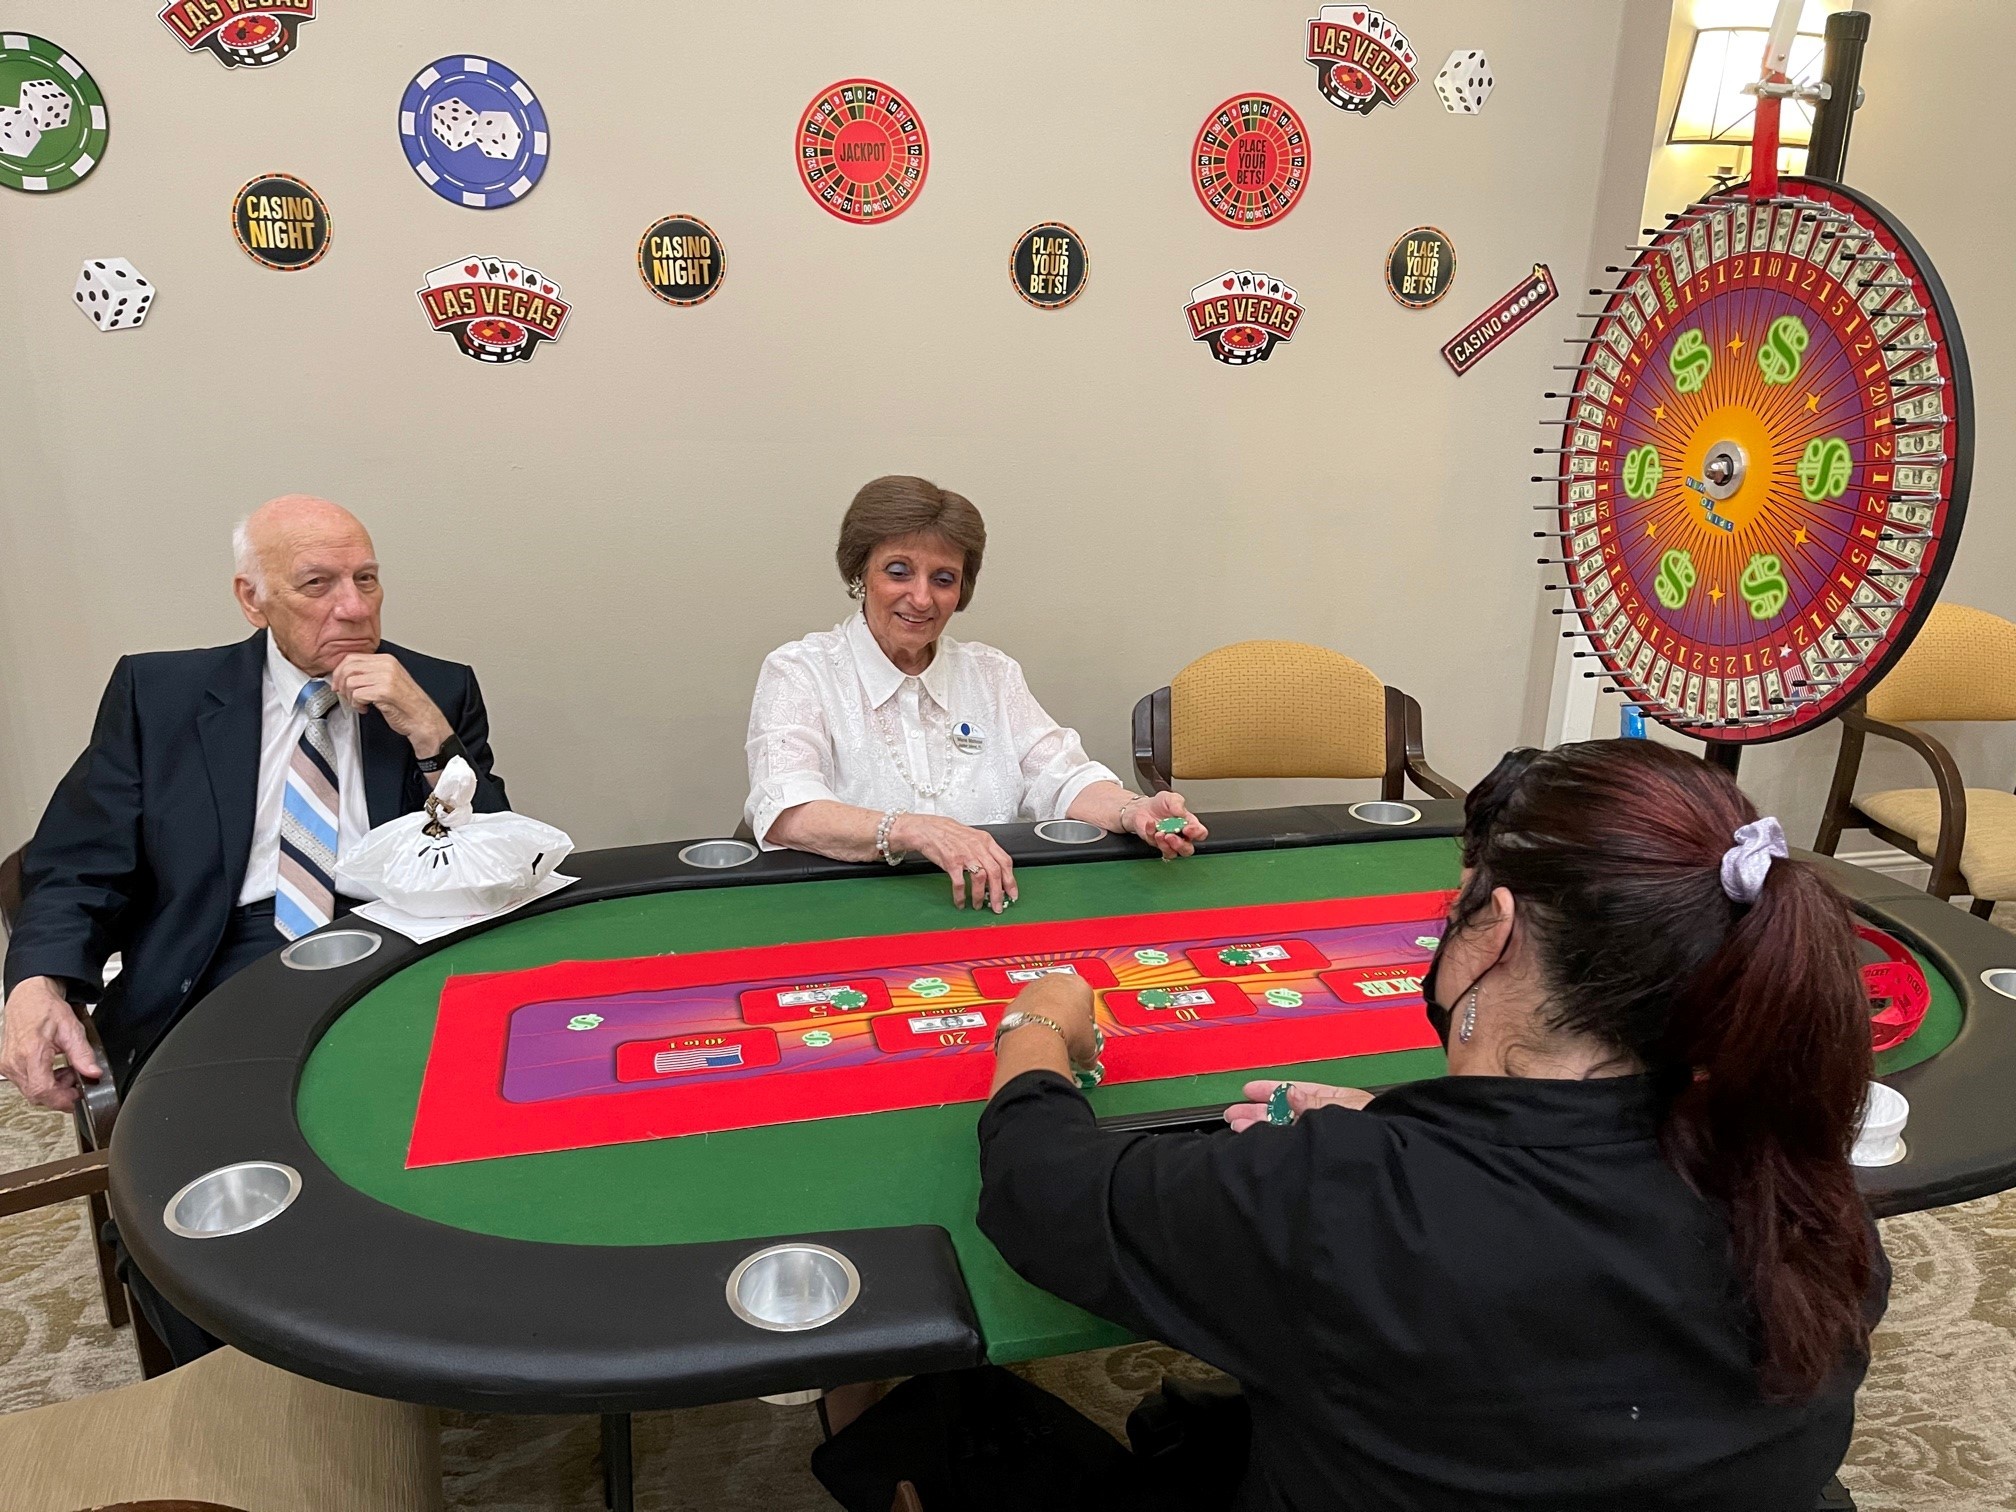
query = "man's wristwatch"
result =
(414, 734, 467, 775)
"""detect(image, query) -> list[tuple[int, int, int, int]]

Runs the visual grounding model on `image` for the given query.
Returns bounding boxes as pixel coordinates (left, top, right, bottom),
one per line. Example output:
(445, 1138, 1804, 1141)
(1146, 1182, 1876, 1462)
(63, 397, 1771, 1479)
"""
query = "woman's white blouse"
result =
(744, 614, 1120, 847)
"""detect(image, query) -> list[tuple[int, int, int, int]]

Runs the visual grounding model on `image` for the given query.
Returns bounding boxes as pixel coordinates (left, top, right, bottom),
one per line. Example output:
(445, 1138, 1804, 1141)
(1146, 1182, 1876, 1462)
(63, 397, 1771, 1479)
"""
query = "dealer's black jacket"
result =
(978, 1070, 1887, 1512)
(4, 629, 507, 1082)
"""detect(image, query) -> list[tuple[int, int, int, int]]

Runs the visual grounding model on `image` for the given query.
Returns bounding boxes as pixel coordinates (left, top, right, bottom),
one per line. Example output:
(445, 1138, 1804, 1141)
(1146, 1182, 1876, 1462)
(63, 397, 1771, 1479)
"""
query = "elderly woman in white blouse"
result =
(745, 476, 1205, 913)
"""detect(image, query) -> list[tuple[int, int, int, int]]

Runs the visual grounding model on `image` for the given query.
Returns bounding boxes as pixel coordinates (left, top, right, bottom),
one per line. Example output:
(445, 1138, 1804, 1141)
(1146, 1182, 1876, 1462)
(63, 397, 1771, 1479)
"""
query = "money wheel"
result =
(1549, 178, 1971, 743)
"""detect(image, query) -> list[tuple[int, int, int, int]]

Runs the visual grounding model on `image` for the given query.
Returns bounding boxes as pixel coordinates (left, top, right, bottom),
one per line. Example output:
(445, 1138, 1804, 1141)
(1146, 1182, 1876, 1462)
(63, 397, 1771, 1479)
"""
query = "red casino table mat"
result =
(407, 891, 1454, 1167)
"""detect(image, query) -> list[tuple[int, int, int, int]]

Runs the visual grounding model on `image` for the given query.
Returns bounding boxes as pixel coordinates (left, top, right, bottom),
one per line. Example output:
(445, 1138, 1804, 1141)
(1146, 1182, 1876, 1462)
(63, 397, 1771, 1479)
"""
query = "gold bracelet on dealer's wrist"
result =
(993, 1009, 1106, 1089)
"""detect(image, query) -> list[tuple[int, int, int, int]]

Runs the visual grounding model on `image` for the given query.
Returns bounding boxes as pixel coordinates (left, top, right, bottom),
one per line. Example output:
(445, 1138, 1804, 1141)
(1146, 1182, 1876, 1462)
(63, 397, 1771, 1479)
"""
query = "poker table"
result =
(109, 804, 2016, 1426)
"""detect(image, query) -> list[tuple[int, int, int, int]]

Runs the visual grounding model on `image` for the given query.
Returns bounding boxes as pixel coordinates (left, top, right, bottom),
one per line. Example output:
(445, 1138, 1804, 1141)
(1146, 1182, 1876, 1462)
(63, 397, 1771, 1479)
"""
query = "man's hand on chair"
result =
(0, 976, 102, 1111)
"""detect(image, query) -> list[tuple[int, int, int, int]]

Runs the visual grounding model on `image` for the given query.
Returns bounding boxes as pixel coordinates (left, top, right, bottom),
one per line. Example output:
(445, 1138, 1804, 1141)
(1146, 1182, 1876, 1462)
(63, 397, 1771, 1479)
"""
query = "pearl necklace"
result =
(873, 690, 968, 802)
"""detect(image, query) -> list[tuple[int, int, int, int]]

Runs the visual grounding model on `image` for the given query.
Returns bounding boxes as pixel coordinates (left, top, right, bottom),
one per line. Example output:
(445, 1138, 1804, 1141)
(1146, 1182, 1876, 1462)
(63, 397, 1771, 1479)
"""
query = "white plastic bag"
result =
(335, 757, 573, 918)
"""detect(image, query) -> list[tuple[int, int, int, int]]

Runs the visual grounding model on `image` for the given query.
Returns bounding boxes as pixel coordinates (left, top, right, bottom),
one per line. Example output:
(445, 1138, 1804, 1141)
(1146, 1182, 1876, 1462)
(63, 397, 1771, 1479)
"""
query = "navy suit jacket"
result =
(4, 630, 508, 1079)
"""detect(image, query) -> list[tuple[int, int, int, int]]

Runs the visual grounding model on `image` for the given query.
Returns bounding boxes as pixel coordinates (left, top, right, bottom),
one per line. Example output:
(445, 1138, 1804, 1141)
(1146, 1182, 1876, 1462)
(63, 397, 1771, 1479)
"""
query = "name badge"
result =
(952, 721, 985, 755)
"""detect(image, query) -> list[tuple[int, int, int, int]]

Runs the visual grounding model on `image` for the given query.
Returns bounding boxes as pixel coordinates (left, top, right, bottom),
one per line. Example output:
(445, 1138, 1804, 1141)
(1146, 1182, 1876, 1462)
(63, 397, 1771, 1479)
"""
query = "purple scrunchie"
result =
(1721, 816, 1788, 903)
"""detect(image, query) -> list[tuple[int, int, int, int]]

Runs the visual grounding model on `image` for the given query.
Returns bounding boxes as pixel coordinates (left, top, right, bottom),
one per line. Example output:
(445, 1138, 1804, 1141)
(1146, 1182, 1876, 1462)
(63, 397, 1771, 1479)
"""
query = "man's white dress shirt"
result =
(744, 614, 1119, 847)
(237, 636, 371, 904)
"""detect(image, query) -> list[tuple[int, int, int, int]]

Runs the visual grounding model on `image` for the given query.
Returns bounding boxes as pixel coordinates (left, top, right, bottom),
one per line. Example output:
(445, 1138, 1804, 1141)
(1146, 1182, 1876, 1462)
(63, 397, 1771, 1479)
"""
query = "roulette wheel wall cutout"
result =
(1547, 177, 1971, 744)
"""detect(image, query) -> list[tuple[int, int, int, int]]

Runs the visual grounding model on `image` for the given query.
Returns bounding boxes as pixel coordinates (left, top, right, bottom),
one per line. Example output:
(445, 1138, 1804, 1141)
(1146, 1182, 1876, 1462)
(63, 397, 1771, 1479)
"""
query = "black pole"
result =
(1704, 742, 1743, 777)
(1806, 9, 1870, 183)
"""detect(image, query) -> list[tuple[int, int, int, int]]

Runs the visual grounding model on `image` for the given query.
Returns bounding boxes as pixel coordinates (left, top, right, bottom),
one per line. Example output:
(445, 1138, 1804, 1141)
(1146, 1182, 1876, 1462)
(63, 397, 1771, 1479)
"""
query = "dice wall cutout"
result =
(19, 77, 72, 131)
(1435, 49, 1494, 115)
(73, 258, 154, 331)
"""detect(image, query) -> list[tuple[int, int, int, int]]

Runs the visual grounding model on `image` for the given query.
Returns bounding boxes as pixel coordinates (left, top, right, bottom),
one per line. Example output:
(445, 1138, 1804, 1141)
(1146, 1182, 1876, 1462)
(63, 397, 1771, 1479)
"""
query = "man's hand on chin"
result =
(0, 976, 103, 1112)
(329, 653, 453, 757)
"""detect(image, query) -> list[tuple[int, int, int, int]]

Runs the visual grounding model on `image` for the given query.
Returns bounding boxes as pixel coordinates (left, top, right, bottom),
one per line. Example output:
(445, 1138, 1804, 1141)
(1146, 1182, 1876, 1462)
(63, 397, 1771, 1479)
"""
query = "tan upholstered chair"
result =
(0, 1150, 441, 1512)
(1814, 603, 2016, 917)
(1132, 641, 1462, 800)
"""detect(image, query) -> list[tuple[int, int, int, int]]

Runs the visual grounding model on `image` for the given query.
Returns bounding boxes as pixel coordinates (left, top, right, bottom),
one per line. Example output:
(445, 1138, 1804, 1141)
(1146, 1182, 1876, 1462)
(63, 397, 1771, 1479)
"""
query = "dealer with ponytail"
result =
(977, 739, 1887, 1512)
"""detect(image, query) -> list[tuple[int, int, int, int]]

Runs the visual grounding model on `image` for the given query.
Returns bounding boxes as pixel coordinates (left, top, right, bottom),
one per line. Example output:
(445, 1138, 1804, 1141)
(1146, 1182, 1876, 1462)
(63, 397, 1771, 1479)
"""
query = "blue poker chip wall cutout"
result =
(398, 55, 549, 209)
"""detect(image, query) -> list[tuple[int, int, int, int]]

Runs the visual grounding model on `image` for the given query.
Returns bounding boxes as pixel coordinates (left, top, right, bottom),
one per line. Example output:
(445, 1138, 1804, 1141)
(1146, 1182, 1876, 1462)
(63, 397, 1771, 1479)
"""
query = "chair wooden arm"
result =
(0, 1147, 108, 1220)
(1383, 688, 1465, 802)
(78, 1502, 252, 1512)
(72, 1008, 121, 1152)
(1131, 687, 1172, 794)
(1840, 703, 1970, 898)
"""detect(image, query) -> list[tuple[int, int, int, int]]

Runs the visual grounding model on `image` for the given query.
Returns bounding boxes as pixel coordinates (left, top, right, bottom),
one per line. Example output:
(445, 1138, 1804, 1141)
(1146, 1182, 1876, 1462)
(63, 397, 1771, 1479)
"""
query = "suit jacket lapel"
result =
(361, 707, 408, 828)
(196, 630, 268, 905)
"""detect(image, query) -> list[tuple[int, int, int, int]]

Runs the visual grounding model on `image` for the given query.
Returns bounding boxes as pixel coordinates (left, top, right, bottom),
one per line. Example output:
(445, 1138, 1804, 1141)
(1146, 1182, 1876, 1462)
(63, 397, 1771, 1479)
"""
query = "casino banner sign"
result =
(1551, 179, 1971, 743)
(417, 255, 570, 364)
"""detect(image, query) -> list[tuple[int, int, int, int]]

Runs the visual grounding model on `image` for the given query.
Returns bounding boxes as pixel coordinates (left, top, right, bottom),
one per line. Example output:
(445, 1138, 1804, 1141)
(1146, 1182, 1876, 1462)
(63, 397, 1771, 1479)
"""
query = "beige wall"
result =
(4, 0, 1669, 851)
(1623, 0, 2015, 848)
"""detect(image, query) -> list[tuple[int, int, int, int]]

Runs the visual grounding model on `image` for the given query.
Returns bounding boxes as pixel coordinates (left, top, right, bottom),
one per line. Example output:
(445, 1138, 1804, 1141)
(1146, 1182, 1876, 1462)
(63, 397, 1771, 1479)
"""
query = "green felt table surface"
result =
(295, 838, 1961, 1365)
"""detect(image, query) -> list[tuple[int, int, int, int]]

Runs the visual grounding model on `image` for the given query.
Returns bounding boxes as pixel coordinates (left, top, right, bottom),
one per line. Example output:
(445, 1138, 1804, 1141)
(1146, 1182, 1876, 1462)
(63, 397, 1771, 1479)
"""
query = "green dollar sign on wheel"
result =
(1757, 316, 1809, 386)
(1797, 436, 1852, 501)
(1740, 553, 1790, 620)
(1668, 329, 1712, 394)
(1654, 549, 1697, 610)
(1622, 444, 1663, 501)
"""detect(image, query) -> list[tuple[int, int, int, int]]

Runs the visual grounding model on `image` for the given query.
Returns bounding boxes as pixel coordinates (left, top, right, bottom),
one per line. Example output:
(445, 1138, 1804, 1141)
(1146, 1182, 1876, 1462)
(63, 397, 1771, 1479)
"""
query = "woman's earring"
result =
(847, 576, 865, 600)
(1458, 987, 1479, 1045)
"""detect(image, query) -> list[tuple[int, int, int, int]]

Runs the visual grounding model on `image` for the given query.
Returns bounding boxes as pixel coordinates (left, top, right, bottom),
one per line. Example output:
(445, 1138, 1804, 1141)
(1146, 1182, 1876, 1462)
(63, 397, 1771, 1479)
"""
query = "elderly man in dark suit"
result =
(0, 493, 508, 1357)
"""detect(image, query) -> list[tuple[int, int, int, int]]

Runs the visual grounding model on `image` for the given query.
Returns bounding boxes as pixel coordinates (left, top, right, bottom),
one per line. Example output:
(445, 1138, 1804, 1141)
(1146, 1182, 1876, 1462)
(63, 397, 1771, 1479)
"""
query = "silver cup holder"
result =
(164, 1162, 302, 1239)
(1348, 801, 1422, 827)
(1981, 968, 2016, 1000)
(279, 929, 381, 971)
(726, 1243, 861, 1332)
(679, 839, 760, 869)
(1034, 819, 1104, 845)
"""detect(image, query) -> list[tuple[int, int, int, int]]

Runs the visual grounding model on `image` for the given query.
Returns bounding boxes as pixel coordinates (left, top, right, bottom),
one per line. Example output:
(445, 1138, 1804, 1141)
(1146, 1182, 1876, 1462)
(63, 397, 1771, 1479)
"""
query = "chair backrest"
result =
(1166, 640, 1386, 781)
(0, 845, 24, 937)
(1865, 603, 2016, 724)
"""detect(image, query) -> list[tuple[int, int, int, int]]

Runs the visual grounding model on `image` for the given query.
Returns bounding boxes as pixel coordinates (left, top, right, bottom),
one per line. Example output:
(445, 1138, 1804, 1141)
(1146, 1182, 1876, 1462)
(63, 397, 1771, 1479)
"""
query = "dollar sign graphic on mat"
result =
(1757, 315, 1809, 386)
(565, 1014, 604, 1031)
(1654, 549, 1697, 610)
(1668, 329, 1712, 394)
(1623, 443, 1663, 500)
(1798, 435, 1852, 501)
(1740, 553, 1790, 620)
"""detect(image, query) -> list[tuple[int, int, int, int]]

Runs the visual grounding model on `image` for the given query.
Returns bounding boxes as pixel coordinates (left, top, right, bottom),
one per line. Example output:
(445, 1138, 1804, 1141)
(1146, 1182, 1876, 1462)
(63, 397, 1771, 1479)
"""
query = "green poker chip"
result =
(1218, 947, 1257, 967)
(828, 988, 870, 1011)
(0, 34, 110, 193)
(1138, 988, 1176, 1009)
(1154, 815, 1187, 835)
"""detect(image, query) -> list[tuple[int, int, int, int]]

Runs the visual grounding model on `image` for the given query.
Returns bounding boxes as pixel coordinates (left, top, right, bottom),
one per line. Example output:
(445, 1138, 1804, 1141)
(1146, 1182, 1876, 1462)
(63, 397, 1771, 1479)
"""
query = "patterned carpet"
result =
(3, 1084, 2011, 1509)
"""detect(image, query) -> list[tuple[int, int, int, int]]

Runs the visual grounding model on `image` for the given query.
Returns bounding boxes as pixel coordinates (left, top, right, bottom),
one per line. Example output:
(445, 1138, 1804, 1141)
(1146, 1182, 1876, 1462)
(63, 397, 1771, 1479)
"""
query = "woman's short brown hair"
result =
(836, 476, 987, 610)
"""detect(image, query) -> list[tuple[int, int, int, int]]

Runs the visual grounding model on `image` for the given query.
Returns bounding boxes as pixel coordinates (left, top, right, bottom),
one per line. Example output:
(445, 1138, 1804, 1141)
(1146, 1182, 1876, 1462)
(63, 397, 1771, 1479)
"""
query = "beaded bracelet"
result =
(875, 809, 904, 865)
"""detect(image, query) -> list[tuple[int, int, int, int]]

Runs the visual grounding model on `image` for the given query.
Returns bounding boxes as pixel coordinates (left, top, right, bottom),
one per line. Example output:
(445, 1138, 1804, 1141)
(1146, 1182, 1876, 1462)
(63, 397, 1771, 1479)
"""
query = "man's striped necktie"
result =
(275, 679, 341, 940)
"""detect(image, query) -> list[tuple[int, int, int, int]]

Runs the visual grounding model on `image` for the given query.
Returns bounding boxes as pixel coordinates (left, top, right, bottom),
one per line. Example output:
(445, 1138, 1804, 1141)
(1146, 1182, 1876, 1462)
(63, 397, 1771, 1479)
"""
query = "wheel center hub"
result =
(1701, 440, 1746, 501)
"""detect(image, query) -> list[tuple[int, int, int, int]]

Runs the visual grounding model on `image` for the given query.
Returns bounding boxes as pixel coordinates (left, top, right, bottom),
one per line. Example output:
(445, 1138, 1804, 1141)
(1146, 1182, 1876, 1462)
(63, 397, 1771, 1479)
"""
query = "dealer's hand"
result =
(891, 814, 1018, 914)
(1121, 791, 1208, 859)
(330, 653, 453, 759)
(1224, 1079, 1373, 1132)
(0, 976, 103, 1113)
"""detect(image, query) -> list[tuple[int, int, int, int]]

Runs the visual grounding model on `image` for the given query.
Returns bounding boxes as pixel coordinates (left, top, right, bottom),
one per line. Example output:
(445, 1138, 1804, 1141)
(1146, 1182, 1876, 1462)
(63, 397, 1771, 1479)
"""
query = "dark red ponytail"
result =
(1451, 740, 1875, 1398)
